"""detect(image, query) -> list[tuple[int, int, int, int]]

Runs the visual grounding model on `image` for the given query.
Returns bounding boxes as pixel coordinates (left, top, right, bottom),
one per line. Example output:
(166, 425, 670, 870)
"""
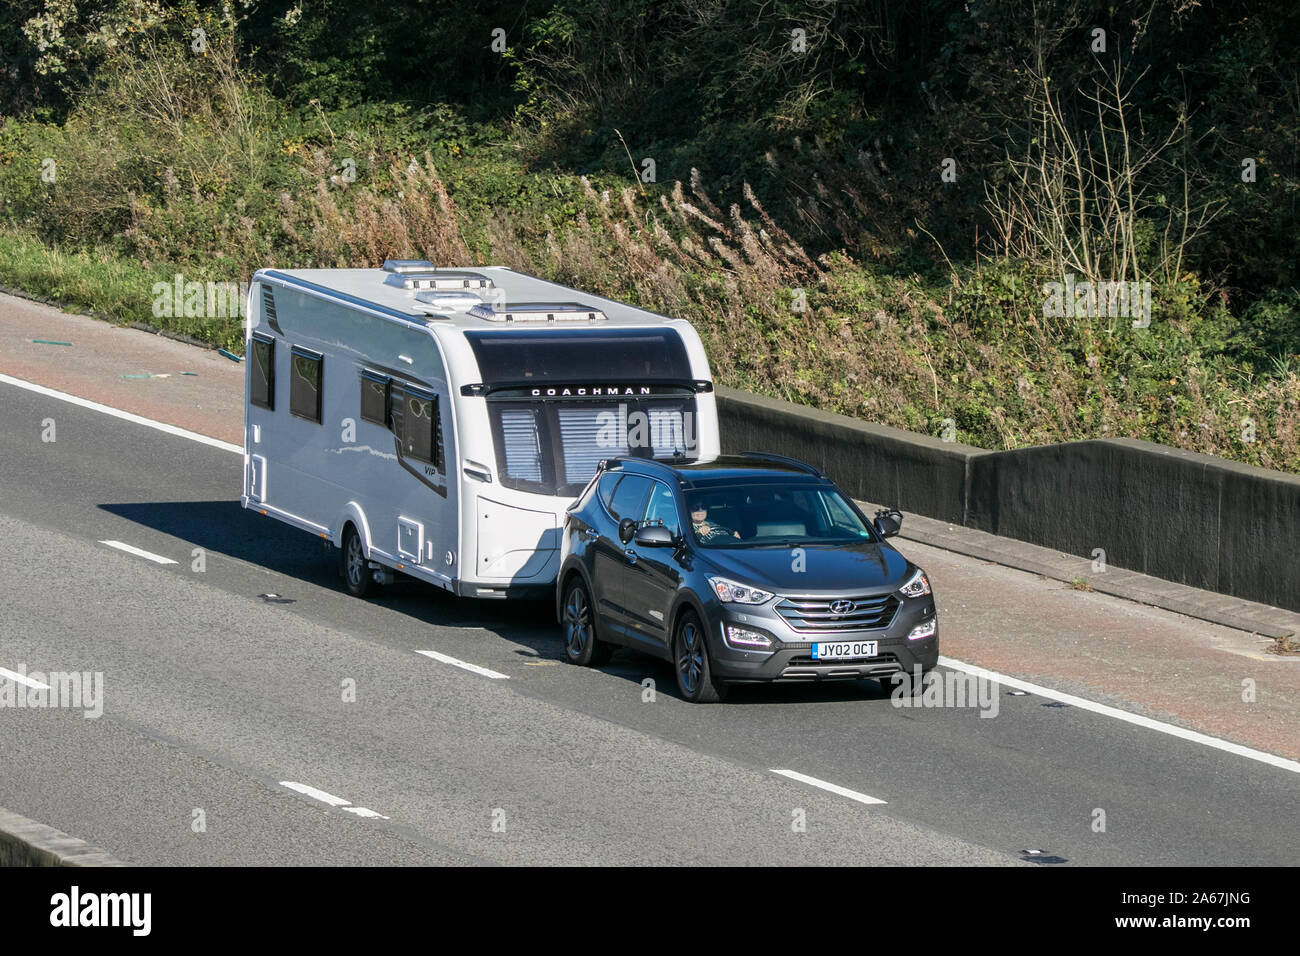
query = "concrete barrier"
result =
(0, 808, 128, 866)
(716, 387, 987, 525)
(716, 387, 1300, 613)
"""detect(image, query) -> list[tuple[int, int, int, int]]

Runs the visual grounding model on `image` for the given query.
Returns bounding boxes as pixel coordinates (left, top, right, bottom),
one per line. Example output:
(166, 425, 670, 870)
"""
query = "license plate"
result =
(811, 640, 878, 660)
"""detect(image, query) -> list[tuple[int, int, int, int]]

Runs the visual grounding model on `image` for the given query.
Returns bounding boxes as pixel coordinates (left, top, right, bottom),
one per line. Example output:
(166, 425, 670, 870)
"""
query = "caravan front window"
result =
(465, 329, 692, 383)
(486, 396, 697, 497)
(468, 328, 702, 497)
(498, 407, 544, 483)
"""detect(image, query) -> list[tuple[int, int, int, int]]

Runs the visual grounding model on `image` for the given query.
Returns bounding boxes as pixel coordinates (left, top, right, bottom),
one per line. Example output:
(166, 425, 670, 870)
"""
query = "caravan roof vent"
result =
(467, 302, 608, 323)
(413, 289, 486, 315)
(382, 259, 436, 274)
(384, 269, 495, 291)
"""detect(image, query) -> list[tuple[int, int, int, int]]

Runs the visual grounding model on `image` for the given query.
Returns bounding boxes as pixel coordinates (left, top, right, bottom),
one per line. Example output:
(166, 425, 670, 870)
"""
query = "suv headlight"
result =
(708, 576, 774, 605)
(907, 618, 937, 641)
(897, 569, 931, 599)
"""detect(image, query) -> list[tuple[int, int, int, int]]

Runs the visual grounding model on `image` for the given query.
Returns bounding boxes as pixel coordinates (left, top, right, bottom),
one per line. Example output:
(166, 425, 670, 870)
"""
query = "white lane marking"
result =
(939, 656, 1300, 775)
(416, 649, 510, 680)
(278, 782, 350, 807)
(0, 372, 242, 454)
(99, 539, 178, 565)
(0, 667, 51, 690)
(340, 806, 390, 820)
(769, 768, 887, 805)
(280, 782, 390, 820)
(8, 371, 1296, 776)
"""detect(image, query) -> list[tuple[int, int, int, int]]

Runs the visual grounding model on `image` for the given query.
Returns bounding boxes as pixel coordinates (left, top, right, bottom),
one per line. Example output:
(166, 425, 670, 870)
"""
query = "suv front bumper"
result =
(707, 597, 939, 683)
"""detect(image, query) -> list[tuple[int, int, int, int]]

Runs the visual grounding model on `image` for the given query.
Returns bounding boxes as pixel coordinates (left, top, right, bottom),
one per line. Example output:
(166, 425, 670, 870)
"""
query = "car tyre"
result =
(341, 524, 375, 598)
(674, 610, 727, 703)
(561, 577, 613, 667)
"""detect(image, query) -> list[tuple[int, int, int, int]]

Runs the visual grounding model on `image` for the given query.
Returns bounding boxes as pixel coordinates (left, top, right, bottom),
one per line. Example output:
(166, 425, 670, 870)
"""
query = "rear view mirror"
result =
(618, 517, 638, 544)
(873, 508, 903, 538)
(633, 524, 674, 547)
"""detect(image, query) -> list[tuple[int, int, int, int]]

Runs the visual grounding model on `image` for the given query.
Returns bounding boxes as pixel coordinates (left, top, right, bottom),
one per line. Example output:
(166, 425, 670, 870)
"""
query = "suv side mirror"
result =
(618, 517, 638, 544)
(874, 508, 903, 538)
(633, 524, 674, 547)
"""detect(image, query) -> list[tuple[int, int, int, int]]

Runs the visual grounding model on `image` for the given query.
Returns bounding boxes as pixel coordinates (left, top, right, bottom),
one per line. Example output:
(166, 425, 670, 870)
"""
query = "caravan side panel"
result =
(243, 277, 460, 589)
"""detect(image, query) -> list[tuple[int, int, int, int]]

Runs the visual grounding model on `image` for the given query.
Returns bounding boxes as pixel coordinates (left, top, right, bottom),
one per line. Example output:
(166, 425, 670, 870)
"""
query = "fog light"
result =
(907, 618, 937, 641)
(726, 624, 772, 649)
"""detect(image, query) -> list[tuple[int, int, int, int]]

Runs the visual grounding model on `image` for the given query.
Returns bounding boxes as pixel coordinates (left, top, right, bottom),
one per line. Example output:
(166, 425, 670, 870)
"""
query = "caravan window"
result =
(402, 388, 443, 470)
(289, 346, 323, 423)
(388, 383, 443, 472)
(464, 329, 692, 383)
(497, 406, 545, 485)
(250, 334, 275, 410)
(557, 406, 626, 485)
(360, 370, 388, 425)
(486, 396, 696, 497)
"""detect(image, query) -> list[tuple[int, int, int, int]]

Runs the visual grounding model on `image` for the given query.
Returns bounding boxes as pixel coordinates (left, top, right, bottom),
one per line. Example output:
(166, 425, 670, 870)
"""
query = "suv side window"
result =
(608, 474, 652, 521)
(597, 473, 623, 515)
(643, 481, 682, 537)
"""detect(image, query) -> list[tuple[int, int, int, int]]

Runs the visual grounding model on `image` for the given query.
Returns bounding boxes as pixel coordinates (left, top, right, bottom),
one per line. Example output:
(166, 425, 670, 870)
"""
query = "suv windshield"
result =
(684, 483, 876, 548)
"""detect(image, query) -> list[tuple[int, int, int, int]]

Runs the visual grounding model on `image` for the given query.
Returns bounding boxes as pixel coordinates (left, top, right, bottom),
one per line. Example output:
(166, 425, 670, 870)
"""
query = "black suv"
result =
(554, 454, 939, 702)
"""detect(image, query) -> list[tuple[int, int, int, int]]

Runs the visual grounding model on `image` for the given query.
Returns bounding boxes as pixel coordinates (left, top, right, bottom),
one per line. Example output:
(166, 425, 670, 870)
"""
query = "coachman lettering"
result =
(530, 386, 654, 396)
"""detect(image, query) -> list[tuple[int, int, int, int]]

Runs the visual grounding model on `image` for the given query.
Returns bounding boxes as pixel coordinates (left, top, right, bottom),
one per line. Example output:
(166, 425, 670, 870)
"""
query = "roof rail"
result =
(467, 301, 607, 323)
(736, 451, 825, 477)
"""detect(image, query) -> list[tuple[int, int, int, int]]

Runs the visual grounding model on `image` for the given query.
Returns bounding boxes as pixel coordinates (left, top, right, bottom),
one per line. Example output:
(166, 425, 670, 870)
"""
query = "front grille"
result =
(776, 593, 899, 633)
(784, 652, 899, 667)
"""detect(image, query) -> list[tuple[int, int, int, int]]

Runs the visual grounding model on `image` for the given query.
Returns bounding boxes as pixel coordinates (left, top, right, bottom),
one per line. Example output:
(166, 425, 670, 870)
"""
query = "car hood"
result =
(698, 540, 912, 595)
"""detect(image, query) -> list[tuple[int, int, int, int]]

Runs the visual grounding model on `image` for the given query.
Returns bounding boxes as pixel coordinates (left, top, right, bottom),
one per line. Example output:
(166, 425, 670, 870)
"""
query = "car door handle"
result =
(624, 548, 637, 565)
(582, 529, 600, 540)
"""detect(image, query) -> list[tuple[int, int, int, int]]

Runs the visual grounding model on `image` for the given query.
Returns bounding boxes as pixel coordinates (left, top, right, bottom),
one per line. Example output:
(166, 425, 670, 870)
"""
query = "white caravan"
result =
(241, 261, 719, 599)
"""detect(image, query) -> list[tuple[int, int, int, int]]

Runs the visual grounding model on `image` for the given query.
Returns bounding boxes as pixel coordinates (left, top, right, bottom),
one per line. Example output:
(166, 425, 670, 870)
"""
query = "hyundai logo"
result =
(829, 599, 856, 615)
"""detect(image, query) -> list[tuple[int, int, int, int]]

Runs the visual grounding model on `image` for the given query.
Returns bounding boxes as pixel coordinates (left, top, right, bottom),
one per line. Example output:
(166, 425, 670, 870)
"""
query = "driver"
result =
(691, 503, 740, 543)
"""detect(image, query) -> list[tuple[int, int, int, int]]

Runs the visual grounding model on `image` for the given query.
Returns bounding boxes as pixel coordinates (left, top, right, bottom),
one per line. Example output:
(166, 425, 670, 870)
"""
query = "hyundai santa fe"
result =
(554, 453, 939, 702)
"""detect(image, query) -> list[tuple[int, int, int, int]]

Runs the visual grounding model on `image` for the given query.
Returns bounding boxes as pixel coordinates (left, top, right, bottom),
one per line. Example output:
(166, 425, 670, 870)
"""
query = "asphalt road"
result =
(1, 379, 1296, 865)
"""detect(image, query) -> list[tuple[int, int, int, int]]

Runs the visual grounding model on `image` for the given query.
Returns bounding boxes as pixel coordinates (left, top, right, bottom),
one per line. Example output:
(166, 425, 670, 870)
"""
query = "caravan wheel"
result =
(341, 525, 375, 598)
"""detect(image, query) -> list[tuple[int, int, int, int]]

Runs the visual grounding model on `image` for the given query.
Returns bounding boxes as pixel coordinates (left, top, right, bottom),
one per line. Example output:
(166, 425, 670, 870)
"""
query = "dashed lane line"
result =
(0, 666, 51, 690)
(416, 649, 510, 680)
(279, 781, 390, 820)
(769, 768, 887, 805)
(99, 539, 178, 565)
